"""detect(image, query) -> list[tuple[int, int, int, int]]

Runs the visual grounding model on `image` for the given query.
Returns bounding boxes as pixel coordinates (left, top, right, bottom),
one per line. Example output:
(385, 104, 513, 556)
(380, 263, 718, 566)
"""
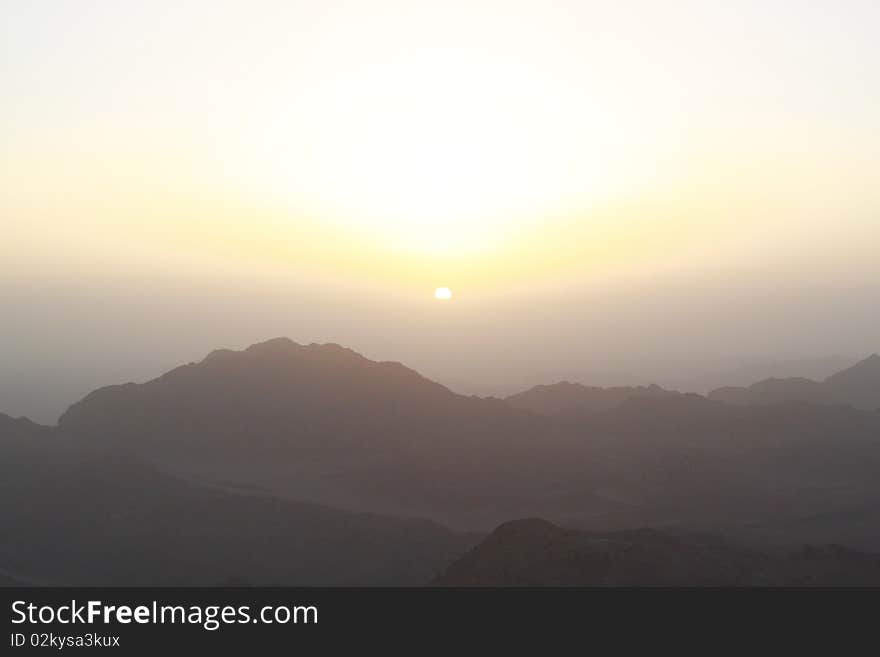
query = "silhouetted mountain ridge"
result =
(43, 338, 880, 546)
(64, 338, 460, 427)
(709, 354, 880, 410)
(49, 339, 880, 546)
(506, 382, 682, 417)
(7, 338, 880, 585)
(58, 338, 553, 527)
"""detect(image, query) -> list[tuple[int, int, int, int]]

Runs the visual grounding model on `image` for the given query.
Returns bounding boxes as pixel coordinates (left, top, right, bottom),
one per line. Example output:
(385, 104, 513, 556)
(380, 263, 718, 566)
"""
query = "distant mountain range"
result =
(709, 354, 880, 410)
(4, 338, 880, 585)
(506, 382, 682, 417)
(506, 354, 880, 416)
(51, 340, 880, 539)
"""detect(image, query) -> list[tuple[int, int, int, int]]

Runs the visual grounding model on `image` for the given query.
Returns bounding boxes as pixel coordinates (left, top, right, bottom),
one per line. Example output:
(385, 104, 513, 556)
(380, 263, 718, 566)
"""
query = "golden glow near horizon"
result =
(2, 2, 879, 294)
(240, 47, 648, 258)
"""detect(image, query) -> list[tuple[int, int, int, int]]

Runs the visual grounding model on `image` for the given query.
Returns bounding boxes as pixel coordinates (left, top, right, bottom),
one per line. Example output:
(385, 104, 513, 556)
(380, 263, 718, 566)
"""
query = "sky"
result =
(2, 0, 879, 422)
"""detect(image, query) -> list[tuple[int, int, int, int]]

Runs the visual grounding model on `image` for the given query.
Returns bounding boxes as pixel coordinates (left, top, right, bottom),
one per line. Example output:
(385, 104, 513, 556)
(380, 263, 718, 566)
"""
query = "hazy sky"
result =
(2, 1, 879, 422)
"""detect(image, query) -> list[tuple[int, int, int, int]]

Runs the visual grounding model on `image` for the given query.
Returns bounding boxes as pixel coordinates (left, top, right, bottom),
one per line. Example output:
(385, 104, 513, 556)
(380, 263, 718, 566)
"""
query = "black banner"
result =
(1, 587, 874, 653)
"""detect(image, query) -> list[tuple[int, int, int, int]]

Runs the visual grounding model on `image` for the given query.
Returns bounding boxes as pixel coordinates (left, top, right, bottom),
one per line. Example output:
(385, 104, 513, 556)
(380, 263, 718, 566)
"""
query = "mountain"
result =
(709, 377, 827, 406)
(0, 413, 473, 586)
(9, 337, 880, 585)
(708, 354, 880, 410)
(433, 519, 880, 586)
(824, 354, 880, 409)
(560, 395, 880, 543)
(0, 413, 55, 442)
(506, 381, 682, 417)
(502, 385, 880, 545)
(58, 338, 565, 528)
(53, 338, 880, 546)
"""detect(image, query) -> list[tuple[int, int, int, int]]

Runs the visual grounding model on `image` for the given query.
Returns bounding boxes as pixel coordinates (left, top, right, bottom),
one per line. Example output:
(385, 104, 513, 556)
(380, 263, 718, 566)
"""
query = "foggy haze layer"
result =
(2, 255, 876, 424)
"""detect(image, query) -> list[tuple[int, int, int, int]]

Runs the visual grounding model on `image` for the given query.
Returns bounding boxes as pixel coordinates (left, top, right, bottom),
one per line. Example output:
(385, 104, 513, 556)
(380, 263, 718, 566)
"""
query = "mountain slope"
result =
(0, 413, 473, 586)
(57, 338, 564, 527)
(433, 519, 880, 586)
(708, 354, 880, 410)
(561, 396, 880, 543)
(825, 354, 880, 409)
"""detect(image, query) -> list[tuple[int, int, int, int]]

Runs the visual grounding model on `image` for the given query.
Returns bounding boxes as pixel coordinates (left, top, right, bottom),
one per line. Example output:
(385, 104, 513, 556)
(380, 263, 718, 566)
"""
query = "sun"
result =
(434, 287, 453, 301)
